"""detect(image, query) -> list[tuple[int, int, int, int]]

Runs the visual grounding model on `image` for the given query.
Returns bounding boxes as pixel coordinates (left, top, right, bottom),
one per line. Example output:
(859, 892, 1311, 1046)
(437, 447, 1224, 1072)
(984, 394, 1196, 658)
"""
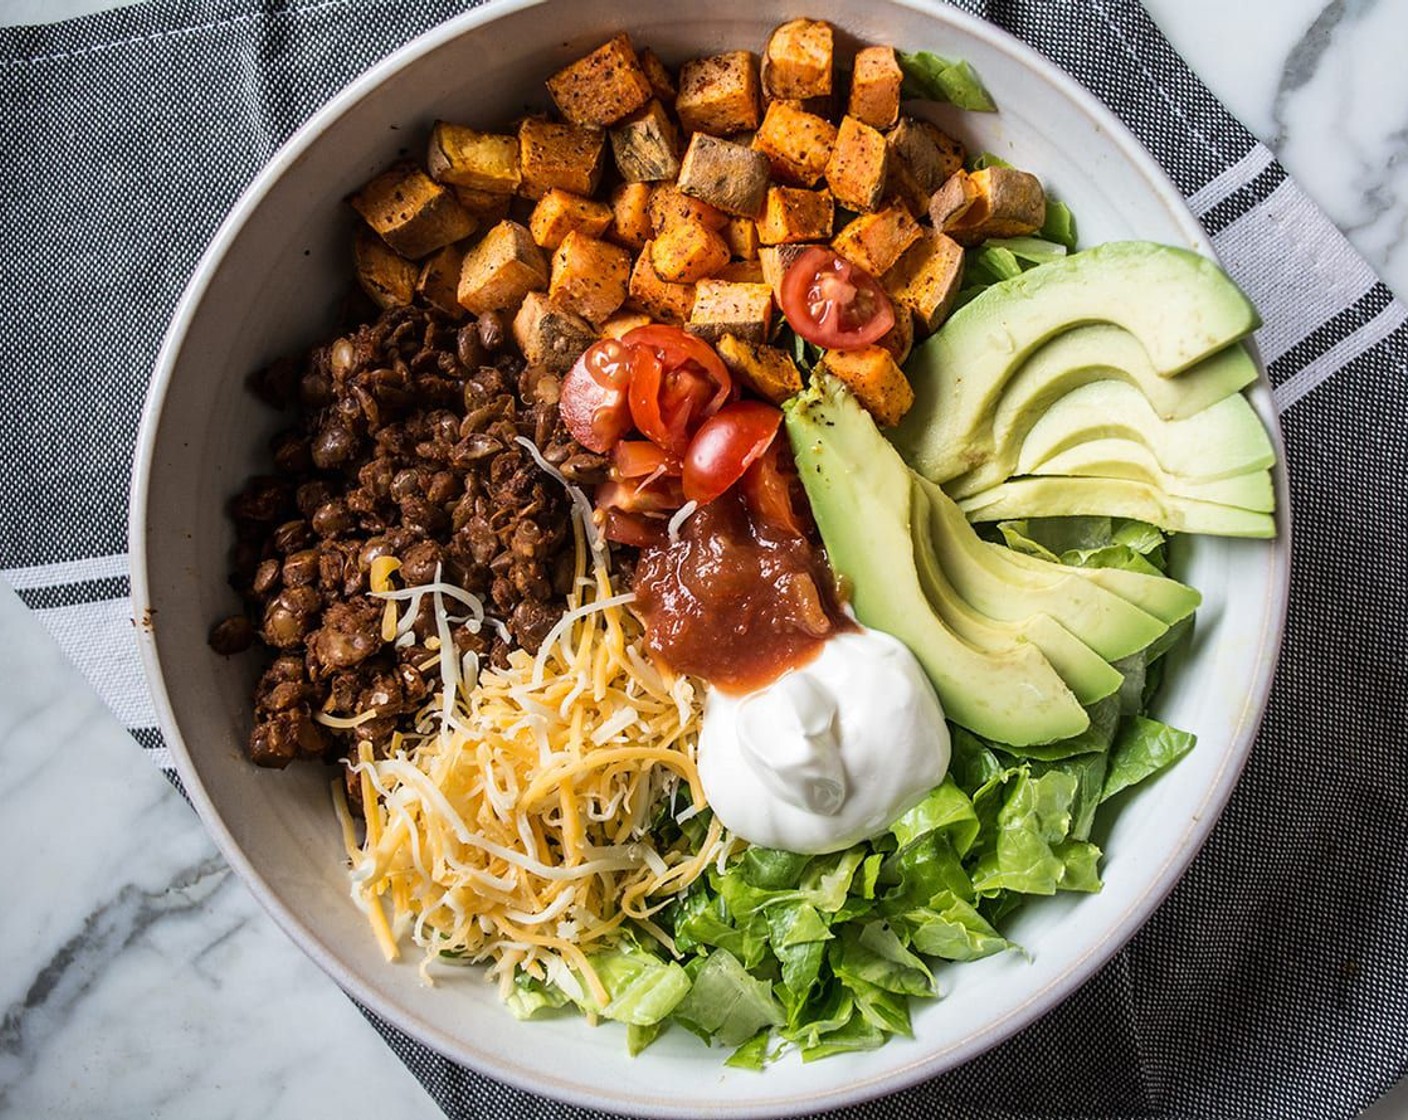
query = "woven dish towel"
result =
(2, 1, 1405, 1116)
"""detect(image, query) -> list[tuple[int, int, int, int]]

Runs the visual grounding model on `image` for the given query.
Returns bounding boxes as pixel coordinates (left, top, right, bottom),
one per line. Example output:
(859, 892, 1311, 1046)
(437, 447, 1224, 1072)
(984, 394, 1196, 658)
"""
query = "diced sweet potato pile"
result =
(345, 23, 1051, 428)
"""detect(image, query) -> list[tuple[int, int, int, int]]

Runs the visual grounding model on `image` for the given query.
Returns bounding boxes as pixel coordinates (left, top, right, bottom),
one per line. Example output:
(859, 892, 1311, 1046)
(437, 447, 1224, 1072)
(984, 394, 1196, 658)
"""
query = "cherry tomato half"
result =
(779, 246, 896, 350)
(623, 325, 733, 457)
(740, 437, 811, 538)
(560, 340, 635, 453)
(596, 476, 686, 516)
(682, 400, 783, 505)
(600, 509, 669, 550)
(613, 439, 681, 481)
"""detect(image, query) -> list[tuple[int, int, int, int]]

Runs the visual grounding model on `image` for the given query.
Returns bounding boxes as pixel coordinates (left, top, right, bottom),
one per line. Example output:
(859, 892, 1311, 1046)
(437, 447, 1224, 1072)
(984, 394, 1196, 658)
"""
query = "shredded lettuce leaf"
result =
(1102, 717, 1198, 803)
(898, 51, 997, 111)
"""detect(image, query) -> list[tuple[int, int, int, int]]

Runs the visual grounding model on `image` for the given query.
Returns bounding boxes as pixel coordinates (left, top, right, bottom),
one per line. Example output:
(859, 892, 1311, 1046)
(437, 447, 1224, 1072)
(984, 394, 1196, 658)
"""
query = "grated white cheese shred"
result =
(343, 468, 711, 1007)
(514, 435, 608, 569)
(666, 500, 699, 544)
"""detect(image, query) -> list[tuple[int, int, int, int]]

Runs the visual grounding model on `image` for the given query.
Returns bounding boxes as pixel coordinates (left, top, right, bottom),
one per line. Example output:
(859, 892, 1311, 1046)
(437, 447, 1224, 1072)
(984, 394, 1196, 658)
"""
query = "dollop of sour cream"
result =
(697, 628, 951, 854)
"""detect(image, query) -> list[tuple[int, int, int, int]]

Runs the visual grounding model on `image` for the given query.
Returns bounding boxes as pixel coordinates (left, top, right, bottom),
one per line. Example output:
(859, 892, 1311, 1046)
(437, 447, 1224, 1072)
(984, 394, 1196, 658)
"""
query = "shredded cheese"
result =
(344, 438, 730, 1003)
(667, 500, 699, 543)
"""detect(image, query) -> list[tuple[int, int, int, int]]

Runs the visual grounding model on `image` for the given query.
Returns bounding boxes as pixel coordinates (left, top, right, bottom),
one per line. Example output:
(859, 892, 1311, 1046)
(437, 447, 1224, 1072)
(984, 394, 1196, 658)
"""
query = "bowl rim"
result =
(128, 1, 1293, 1115)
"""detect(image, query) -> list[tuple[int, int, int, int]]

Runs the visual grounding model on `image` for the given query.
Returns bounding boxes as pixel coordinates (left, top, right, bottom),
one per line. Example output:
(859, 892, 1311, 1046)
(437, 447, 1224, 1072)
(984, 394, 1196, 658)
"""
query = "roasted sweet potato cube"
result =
(756, 186, 834, 245)
(758, 243, 811, 300)
(452, 185, 513, 226)
(882, 228, 964, 333)
(889, 118, 965, 190)
(687, 280, 774, 344)
(518, 118, 606, 199)
(457, 220, 549, 315)
(716, 335, 804, 404)
(609, 182, 655, 250)
(546, 33, 653, 127)
(825, 116, 889, 213)
(529, 188, 614, 250)
(875, 304, 914, 366)
(512, 291, 597, 372)
(885, 159, 931, 219)
(610, 100, 681, 182)
(947, 166, 1047, 243)
(350, 162, 477, 260)
(887, 121, 965, 216)
(751, 100, 836, 186)
(549, 230, 632, 325)
(648, 183, 728, 234)
(722, 216, 760, 261)
(928, 169, 980, 229)
(832, 203, 922, 277)
(677, 133, 770, 219)
(601, 309, 654, 339)
(629, 244, 697, 324)
(885, 118, 965, 218)
(416, 242, 468, 318)
(716, 258, 766, 283)
(354, 227, 418, 311)
(848, 47, 903, 130)
(676, 51, 761, 136)
(818, 345, 913, 427)
(762, 19, 833, 101)
(427, 122, 522, 193)
(650, 220, 731, 283)
(639, 48, 677, 103)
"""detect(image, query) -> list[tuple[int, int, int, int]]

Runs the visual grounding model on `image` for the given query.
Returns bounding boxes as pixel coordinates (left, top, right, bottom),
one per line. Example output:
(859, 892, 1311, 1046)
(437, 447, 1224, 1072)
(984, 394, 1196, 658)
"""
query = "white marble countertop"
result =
(1, 1, 1404, 1117)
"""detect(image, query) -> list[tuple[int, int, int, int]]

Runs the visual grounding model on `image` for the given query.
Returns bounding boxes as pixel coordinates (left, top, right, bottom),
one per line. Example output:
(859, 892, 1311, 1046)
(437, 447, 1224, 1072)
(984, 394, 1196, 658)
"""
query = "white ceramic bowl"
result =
(130, 2, 1291, 1115)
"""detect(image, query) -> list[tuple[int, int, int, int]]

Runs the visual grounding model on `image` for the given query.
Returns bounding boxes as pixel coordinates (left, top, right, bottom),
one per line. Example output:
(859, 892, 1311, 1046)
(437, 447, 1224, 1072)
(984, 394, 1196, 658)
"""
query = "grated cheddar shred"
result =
(338, 452, 729, 1006)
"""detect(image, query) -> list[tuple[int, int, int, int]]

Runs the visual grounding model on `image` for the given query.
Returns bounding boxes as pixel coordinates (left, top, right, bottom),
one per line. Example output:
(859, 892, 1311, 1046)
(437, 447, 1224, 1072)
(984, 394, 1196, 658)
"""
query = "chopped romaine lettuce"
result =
(1102, 717, 1198, 803)
(673, 948, 785, 1046)
(1040, 199, 1079, 249)
(897, 51, 997, 111)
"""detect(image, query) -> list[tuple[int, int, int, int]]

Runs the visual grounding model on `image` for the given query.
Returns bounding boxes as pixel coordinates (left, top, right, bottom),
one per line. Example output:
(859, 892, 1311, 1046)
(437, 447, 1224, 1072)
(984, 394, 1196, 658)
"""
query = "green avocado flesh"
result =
(958, 476, 1277, 538)
(994, 325, 1259, 422)
(893, 241, 1263, 484)
(915, 475, 1169, 661)
(1029, 439, 1274, 511)
(942, 328, 1261, 497)
(1012, 382, 1274, 481)
(995, 548, 1201, 626)
(785, 376, 1090, 746)
(909, 480, 1124, 706)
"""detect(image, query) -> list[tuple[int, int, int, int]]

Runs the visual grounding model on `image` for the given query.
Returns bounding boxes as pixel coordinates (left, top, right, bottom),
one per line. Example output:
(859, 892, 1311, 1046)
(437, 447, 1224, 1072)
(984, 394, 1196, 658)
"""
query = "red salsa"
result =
(631, 492, 851, 693)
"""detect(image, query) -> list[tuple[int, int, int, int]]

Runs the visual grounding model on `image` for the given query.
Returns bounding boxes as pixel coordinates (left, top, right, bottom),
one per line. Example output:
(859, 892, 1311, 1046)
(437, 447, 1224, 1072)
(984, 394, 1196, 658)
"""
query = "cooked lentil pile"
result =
(211, 305, 606, 770)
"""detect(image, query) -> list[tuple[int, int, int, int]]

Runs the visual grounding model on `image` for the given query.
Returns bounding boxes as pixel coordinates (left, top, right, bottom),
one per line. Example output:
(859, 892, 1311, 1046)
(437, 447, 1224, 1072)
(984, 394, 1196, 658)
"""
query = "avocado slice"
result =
(915, 475, 1169, 661)
(1012, 381, 1274, 482)
(909, 478, 1124, 705)
(785, 376, 1090, 746)
(997, 325, 1259, 422)
(994, 546, 1201, 627)
(1030, 439, 1275, 511)
(959, 477, 1277, 538)
(893, 241, 1261, 483)
(942, 330, 1261, 498)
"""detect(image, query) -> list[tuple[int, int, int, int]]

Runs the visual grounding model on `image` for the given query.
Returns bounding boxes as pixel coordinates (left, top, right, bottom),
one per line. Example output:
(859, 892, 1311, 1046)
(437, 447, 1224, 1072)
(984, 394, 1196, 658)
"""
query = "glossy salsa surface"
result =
(631, 493, 852, 694)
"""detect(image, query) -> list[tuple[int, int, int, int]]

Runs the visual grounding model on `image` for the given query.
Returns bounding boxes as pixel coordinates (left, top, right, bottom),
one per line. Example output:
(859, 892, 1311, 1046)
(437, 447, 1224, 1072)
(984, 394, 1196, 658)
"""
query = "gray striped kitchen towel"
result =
(1, 1, 1404, 1117)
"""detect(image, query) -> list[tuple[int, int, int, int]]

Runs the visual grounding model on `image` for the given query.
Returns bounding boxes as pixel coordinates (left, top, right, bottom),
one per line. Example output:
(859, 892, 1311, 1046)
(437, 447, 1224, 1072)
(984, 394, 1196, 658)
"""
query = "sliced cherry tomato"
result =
(596, 476, 686, 516)
(779, 246, 895, 350)
(601, 509, 669, 549)
(682, 400, 783, 504)
(560, 340, 635, 453)
(613, 439, 681, 480)
(740, 437, 811, 537)
(623, 325, 732, 457)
